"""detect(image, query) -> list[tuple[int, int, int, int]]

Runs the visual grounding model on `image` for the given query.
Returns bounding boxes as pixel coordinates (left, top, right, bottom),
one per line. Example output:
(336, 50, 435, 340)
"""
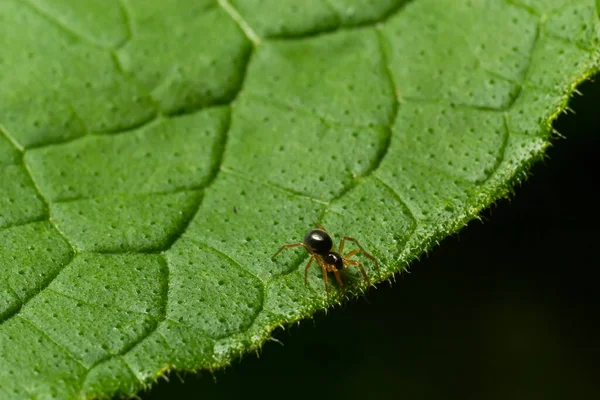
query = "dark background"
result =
(143, 78, 600, 400)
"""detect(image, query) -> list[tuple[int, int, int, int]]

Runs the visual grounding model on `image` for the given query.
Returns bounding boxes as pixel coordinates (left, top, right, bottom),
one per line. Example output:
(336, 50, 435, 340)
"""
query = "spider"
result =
(272, 223, 380, 299)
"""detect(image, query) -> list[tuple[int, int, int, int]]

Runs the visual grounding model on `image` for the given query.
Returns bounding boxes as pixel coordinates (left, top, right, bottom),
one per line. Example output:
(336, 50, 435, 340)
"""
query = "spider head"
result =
(324, 252, 345, 270)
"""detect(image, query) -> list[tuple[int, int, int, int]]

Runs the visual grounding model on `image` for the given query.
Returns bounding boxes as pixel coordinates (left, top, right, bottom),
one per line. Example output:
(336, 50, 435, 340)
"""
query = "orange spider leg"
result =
(330, 266, 344, 293)
(344, 249, 360, 259)
(312, 222, 329, 233)
(344, 258, 371, 287)
(317, 257, 330, 299)
(339, 237, 381, 279)
(272, 242, 308, 259)
(304, 255, 315, 286)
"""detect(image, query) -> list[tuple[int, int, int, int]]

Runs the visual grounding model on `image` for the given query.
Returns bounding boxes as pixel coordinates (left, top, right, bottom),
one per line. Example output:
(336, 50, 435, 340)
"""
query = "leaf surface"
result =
(0, 0, 598, 398)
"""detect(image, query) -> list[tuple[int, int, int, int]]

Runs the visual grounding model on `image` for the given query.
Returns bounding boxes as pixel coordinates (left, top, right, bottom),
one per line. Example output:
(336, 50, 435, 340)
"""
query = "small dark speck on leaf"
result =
(233, 206, 238, 214)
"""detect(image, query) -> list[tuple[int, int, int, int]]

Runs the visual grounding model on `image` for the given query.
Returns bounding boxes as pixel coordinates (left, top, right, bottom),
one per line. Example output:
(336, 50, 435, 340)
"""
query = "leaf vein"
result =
(0, 252, 75, 325)
(45, 289, 155, 318)
(17, 315, 87, 369)
(190, 239, 267, 287)
(21, 0, 112, 50)
(243, 90, 389, 130)
(476, 114, 511, 185)
(114, 0, 133, 49)
(76, 46, 258, 384)
(77, 254, 169, 393)
(217, 0, 261, 45)
(220, 168, 330, 205)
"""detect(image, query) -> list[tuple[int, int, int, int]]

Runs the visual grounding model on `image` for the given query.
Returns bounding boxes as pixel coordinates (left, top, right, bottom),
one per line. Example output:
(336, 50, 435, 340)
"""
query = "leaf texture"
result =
(0, 0, 599, 398)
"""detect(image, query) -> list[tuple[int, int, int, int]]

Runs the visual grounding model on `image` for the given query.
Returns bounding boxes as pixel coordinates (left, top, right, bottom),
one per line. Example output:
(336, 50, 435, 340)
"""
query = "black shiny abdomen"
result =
(324, 252, 345, 270)
(304, 229, 333, 256)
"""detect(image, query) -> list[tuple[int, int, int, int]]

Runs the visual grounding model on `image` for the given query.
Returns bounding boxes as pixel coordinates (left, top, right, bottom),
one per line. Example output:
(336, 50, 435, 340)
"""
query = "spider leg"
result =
(344, 249, 359, 259)
(304, 255, 315, 286)
(340, 237, 381, 279)
(316, 258, 330, 300)
(330, 266, 344, 293)
(272, 242, 306, 259)
(312, 222, 329, 233)
(344, 259, 371, 287)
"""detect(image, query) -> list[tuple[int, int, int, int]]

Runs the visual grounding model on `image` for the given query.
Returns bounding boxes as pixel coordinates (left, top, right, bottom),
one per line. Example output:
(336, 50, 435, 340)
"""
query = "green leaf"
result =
(0, 0, 598, 398)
